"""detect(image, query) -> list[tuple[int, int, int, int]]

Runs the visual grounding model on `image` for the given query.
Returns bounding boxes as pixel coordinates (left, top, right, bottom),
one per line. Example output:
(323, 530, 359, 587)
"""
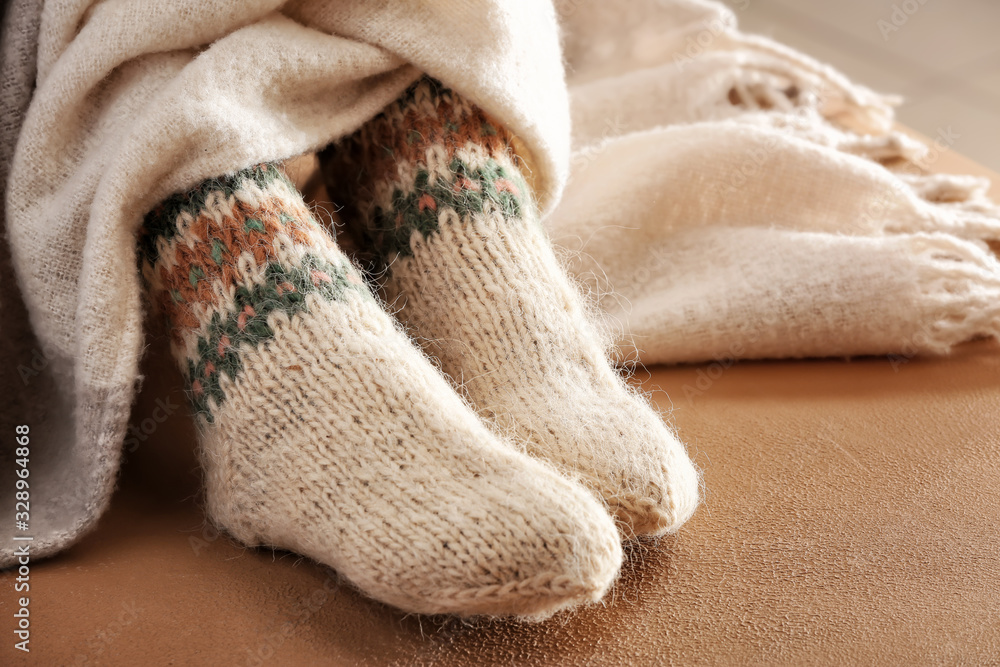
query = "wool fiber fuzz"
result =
(324, 79, 700, 537)
(139, 164, 623, 618)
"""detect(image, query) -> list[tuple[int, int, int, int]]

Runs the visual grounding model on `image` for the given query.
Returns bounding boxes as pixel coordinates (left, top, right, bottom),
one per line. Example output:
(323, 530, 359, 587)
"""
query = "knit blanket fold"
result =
(550, 0, 1000, 364)
(2, 0, 998, 565)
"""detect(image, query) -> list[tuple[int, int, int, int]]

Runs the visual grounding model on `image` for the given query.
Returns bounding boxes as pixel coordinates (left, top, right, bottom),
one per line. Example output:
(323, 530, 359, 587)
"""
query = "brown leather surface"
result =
(3, 146, 1000, 666)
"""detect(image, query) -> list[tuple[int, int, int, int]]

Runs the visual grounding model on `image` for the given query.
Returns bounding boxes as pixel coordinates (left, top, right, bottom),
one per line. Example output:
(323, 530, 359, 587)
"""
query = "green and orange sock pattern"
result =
(139, 163, 368, 419)
(321, 77, 534, 269)
(323, 77, 701, 537)
(135, 160, 624, 619)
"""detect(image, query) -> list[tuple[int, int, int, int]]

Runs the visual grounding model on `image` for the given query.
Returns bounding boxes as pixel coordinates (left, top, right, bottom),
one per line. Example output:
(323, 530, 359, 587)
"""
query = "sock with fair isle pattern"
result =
(323, 78, 700, 538)
(139, 162, 622, 618)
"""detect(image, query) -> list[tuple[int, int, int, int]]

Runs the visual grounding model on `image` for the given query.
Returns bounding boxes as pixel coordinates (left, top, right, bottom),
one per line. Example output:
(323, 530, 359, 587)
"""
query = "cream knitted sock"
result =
(323, 79, 700, 537)
(139, 163, 622, 617)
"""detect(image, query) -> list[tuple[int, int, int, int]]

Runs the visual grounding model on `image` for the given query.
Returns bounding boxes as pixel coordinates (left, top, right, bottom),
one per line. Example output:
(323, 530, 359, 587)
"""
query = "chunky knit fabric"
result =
(139, 164, 622, 618)
(324, 79, 700, 537)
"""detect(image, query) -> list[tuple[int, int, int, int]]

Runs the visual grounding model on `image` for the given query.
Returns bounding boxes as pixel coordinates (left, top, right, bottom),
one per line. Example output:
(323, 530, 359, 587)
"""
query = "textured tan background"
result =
(1, 140, 999, 666)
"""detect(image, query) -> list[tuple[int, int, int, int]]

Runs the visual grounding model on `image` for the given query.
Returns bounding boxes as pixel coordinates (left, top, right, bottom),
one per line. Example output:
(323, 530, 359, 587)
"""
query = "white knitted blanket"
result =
(1, 0, 998, 564)
(550, 0, 1000, 364)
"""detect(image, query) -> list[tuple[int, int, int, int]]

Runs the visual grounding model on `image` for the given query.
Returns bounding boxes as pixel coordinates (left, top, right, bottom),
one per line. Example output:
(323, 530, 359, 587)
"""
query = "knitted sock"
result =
(323, 79, 700, 538)
(138, 163, 622, 618)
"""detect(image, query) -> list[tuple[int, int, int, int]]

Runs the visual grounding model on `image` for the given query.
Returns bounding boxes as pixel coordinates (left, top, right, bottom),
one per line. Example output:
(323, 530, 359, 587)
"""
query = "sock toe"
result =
(142, 160, 623, 619)
(400, 463, 624, 619)
(322, 77, 701, 545)
(609, 435, 701, 538)
(513, 388, 701, 539)
(201, 295, 623, 619)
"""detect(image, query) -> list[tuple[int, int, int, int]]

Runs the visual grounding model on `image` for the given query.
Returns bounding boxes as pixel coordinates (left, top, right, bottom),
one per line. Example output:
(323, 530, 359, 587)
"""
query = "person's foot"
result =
(139, 163, 622, 617)
(324, 79, 700, 537)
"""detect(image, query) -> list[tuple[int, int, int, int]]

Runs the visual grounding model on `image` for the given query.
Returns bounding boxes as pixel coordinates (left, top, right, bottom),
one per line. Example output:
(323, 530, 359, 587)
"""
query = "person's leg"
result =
(323, 78, 699, 538)
(139, 163, 621, 617)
